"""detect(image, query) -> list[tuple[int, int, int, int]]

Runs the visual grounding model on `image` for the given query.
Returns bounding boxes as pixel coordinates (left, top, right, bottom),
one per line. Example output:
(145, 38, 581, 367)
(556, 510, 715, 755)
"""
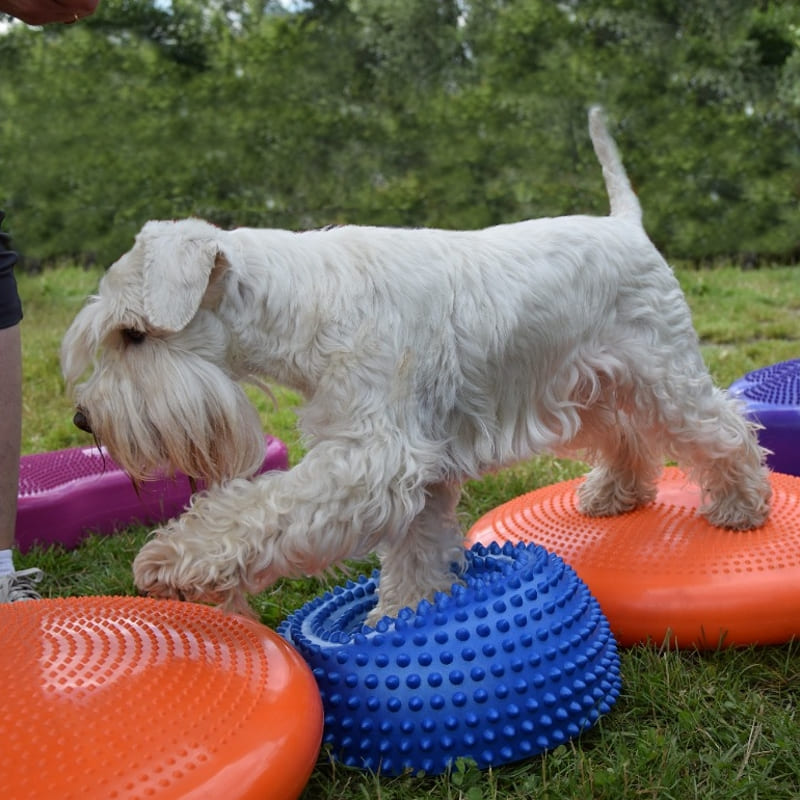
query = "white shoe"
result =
(0, 568, 43, 602)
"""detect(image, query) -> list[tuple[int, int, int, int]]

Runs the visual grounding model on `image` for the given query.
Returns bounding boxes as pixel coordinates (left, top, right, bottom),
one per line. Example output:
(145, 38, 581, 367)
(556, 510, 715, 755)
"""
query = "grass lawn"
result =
(13, 262, 800, 799)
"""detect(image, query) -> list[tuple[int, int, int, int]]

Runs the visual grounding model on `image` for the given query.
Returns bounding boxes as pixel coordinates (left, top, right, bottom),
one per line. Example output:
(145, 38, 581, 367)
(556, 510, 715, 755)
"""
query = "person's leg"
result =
(0, 214, 41, 601)
(0, 322, 22, 559)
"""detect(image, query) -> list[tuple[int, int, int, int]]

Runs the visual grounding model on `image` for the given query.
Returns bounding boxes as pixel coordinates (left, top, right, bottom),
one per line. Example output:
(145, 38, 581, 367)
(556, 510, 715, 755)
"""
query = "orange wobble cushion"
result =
(466, 468, 800, 648)
(1, 596, 322, 800)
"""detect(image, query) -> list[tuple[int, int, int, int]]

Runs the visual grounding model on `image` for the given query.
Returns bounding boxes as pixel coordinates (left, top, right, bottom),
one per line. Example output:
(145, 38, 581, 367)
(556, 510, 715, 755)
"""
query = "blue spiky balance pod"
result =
(278, 541, 621, 776)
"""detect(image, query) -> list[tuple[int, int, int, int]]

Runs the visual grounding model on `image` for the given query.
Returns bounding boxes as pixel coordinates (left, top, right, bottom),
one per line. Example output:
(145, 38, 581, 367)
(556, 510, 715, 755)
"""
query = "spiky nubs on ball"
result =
(279, 542, 621, 776)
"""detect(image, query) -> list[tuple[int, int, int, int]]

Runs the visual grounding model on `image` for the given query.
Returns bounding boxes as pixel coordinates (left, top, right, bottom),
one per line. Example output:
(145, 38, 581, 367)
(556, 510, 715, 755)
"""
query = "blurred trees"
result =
(0, 0, 798, 265)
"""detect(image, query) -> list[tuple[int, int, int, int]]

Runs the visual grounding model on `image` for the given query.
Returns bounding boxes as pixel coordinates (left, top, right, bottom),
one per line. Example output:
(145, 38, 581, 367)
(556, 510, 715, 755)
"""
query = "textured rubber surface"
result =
(1, 596, 322, 800)
(467, 467, 800, 648)
(730, 359, 800, 476)
(15, 435, 289, 552)
(279, 542, 621, 776)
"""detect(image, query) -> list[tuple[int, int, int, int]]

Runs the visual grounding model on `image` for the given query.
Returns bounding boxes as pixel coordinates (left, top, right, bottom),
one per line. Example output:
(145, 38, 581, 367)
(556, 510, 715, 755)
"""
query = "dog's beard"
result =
(73, 345, 266, 485)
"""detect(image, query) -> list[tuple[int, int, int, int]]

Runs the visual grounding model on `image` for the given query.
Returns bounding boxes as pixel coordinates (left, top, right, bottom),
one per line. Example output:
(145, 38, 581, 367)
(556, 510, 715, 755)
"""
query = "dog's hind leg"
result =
(576, 363, 771, 530)
(660, 384, 771, 530)
(576, 410, 663, 518)
(367, 480, 466, 626)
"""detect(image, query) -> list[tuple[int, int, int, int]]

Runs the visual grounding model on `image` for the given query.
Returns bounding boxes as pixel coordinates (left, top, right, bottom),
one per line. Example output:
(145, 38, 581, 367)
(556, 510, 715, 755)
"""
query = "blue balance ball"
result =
(278, 541, 621, 776)
(729, 359, 800, 476)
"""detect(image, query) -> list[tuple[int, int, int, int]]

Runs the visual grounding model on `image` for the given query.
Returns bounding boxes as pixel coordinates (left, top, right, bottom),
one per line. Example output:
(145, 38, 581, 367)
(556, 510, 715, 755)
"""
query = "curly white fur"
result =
(61, 107, 771, 622)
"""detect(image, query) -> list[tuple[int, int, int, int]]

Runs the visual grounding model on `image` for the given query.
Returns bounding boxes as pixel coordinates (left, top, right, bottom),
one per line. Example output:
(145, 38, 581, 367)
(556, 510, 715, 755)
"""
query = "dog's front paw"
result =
(364, 600, 399, 628)
(364, 574, 467, 628)
(133, 525, 254, 617)
(132, 534, 183, 601)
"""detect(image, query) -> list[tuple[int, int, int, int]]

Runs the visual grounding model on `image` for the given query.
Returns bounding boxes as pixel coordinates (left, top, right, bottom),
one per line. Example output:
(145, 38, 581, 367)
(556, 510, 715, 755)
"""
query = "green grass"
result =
(13, 263, 800, 799)
(679, 264, 800, 385)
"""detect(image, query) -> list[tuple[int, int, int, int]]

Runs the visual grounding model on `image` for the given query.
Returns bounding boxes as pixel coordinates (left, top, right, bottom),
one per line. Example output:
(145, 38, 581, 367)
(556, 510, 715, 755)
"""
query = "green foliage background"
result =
(1, 0, 799, 267)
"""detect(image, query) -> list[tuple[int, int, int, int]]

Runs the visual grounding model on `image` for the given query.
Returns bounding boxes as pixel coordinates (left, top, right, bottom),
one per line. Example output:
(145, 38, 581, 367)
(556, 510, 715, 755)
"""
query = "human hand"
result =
(0, 0, 99, 25)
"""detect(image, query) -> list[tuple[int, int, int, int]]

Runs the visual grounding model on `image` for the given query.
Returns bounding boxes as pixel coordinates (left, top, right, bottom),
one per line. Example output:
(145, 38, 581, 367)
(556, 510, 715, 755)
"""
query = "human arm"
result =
(0, 0, 99, 25)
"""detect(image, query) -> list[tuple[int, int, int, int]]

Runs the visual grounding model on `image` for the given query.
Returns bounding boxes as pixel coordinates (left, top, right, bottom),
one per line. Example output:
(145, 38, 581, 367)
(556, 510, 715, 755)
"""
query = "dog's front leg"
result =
(132, 439, 431, 615)
(367, 479, 466, 626)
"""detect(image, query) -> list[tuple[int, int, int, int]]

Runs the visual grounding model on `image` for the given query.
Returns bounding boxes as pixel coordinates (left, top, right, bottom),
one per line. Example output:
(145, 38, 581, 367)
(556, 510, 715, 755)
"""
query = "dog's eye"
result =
(121, 328, 146, 344)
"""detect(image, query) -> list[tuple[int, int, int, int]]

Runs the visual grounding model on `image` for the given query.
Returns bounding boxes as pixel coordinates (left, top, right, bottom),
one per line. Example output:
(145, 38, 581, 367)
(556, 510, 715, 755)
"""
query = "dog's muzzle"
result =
(73, 409, 92, 434)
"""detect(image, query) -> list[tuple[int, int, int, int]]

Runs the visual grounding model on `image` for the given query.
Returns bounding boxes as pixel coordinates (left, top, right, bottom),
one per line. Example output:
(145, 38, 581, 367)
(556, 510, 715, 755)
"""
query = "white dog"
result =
(61, 108, 771, 623)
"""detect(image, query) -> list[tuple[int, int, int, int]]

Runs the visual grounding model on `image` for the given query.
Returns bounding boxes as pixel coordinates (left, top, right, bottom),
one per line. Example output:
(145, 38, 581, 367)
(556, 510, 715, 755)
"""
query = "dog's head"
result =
(61, 218, 266, 484)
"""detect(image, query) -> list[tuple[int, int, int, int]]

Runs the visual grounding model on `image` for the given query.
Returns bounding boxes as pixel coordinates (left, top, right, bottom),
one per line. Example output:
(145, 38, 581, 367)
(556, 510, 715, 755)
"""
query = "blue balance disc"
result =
(729, 359, 800, 476)
(278, 541, 621, 776)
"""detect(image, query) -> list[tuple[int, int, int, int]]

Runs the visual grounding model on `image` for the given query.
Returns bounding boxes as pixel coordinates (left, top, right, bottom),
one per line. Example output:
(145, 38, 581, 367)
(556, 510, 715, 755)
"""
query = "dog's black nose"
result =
(73, 409, 92, 433)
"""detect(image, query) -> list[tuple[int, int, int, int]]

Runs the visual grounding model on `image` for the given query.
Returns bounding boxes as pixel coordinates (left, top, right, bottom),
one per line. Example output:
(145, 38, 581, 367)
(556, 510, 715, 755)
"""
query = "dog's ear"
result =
(140, 219, 232, 332)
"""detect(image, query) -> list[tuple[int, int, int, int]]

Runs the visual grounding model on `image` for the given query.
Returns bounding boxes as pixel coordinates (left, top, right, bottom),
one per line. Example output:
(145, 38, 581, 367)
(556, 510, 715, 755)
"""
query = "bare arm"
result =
(0, 0, 99, 24)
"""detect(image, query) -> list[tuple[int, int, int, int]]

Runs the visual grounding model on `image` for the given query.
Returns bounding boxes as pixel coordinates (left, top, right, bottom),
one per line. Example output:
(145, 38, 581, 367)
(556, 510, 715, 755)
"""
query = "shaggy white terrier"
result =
(61, 108, 771, 623)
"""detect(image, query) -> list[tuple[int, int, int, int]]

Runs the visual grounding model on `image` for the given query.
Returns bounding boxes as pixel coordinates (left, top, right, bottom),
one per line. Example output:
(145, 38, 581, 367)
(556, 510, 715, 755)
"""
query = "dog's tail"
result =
(588, 106, 642, 224)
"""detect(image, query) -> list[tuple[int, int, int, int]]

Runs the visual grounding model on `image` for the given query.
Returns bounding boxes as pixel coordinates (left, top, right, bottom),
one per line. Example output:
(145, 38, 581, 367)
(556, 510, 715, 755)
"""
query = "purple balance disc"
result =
(729, 359, 800, 477)
(16, 435, 289, 552)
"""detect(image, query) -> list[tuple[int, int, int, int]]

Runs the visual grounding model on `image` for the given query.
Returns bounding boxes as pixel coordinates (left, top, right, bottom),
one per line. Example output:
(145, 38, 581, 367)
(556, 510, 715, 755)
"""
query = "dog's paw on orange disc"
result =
(466, 467, 800, 648)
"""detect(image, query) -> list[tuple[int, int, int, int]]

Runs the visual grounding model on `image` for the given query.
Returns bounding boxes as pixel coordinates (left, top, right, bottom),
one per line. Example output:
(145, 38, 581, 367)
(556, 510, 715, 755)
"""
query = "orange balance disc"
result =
(466, 468, 800, 648)
(1, 596, 322, 800)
